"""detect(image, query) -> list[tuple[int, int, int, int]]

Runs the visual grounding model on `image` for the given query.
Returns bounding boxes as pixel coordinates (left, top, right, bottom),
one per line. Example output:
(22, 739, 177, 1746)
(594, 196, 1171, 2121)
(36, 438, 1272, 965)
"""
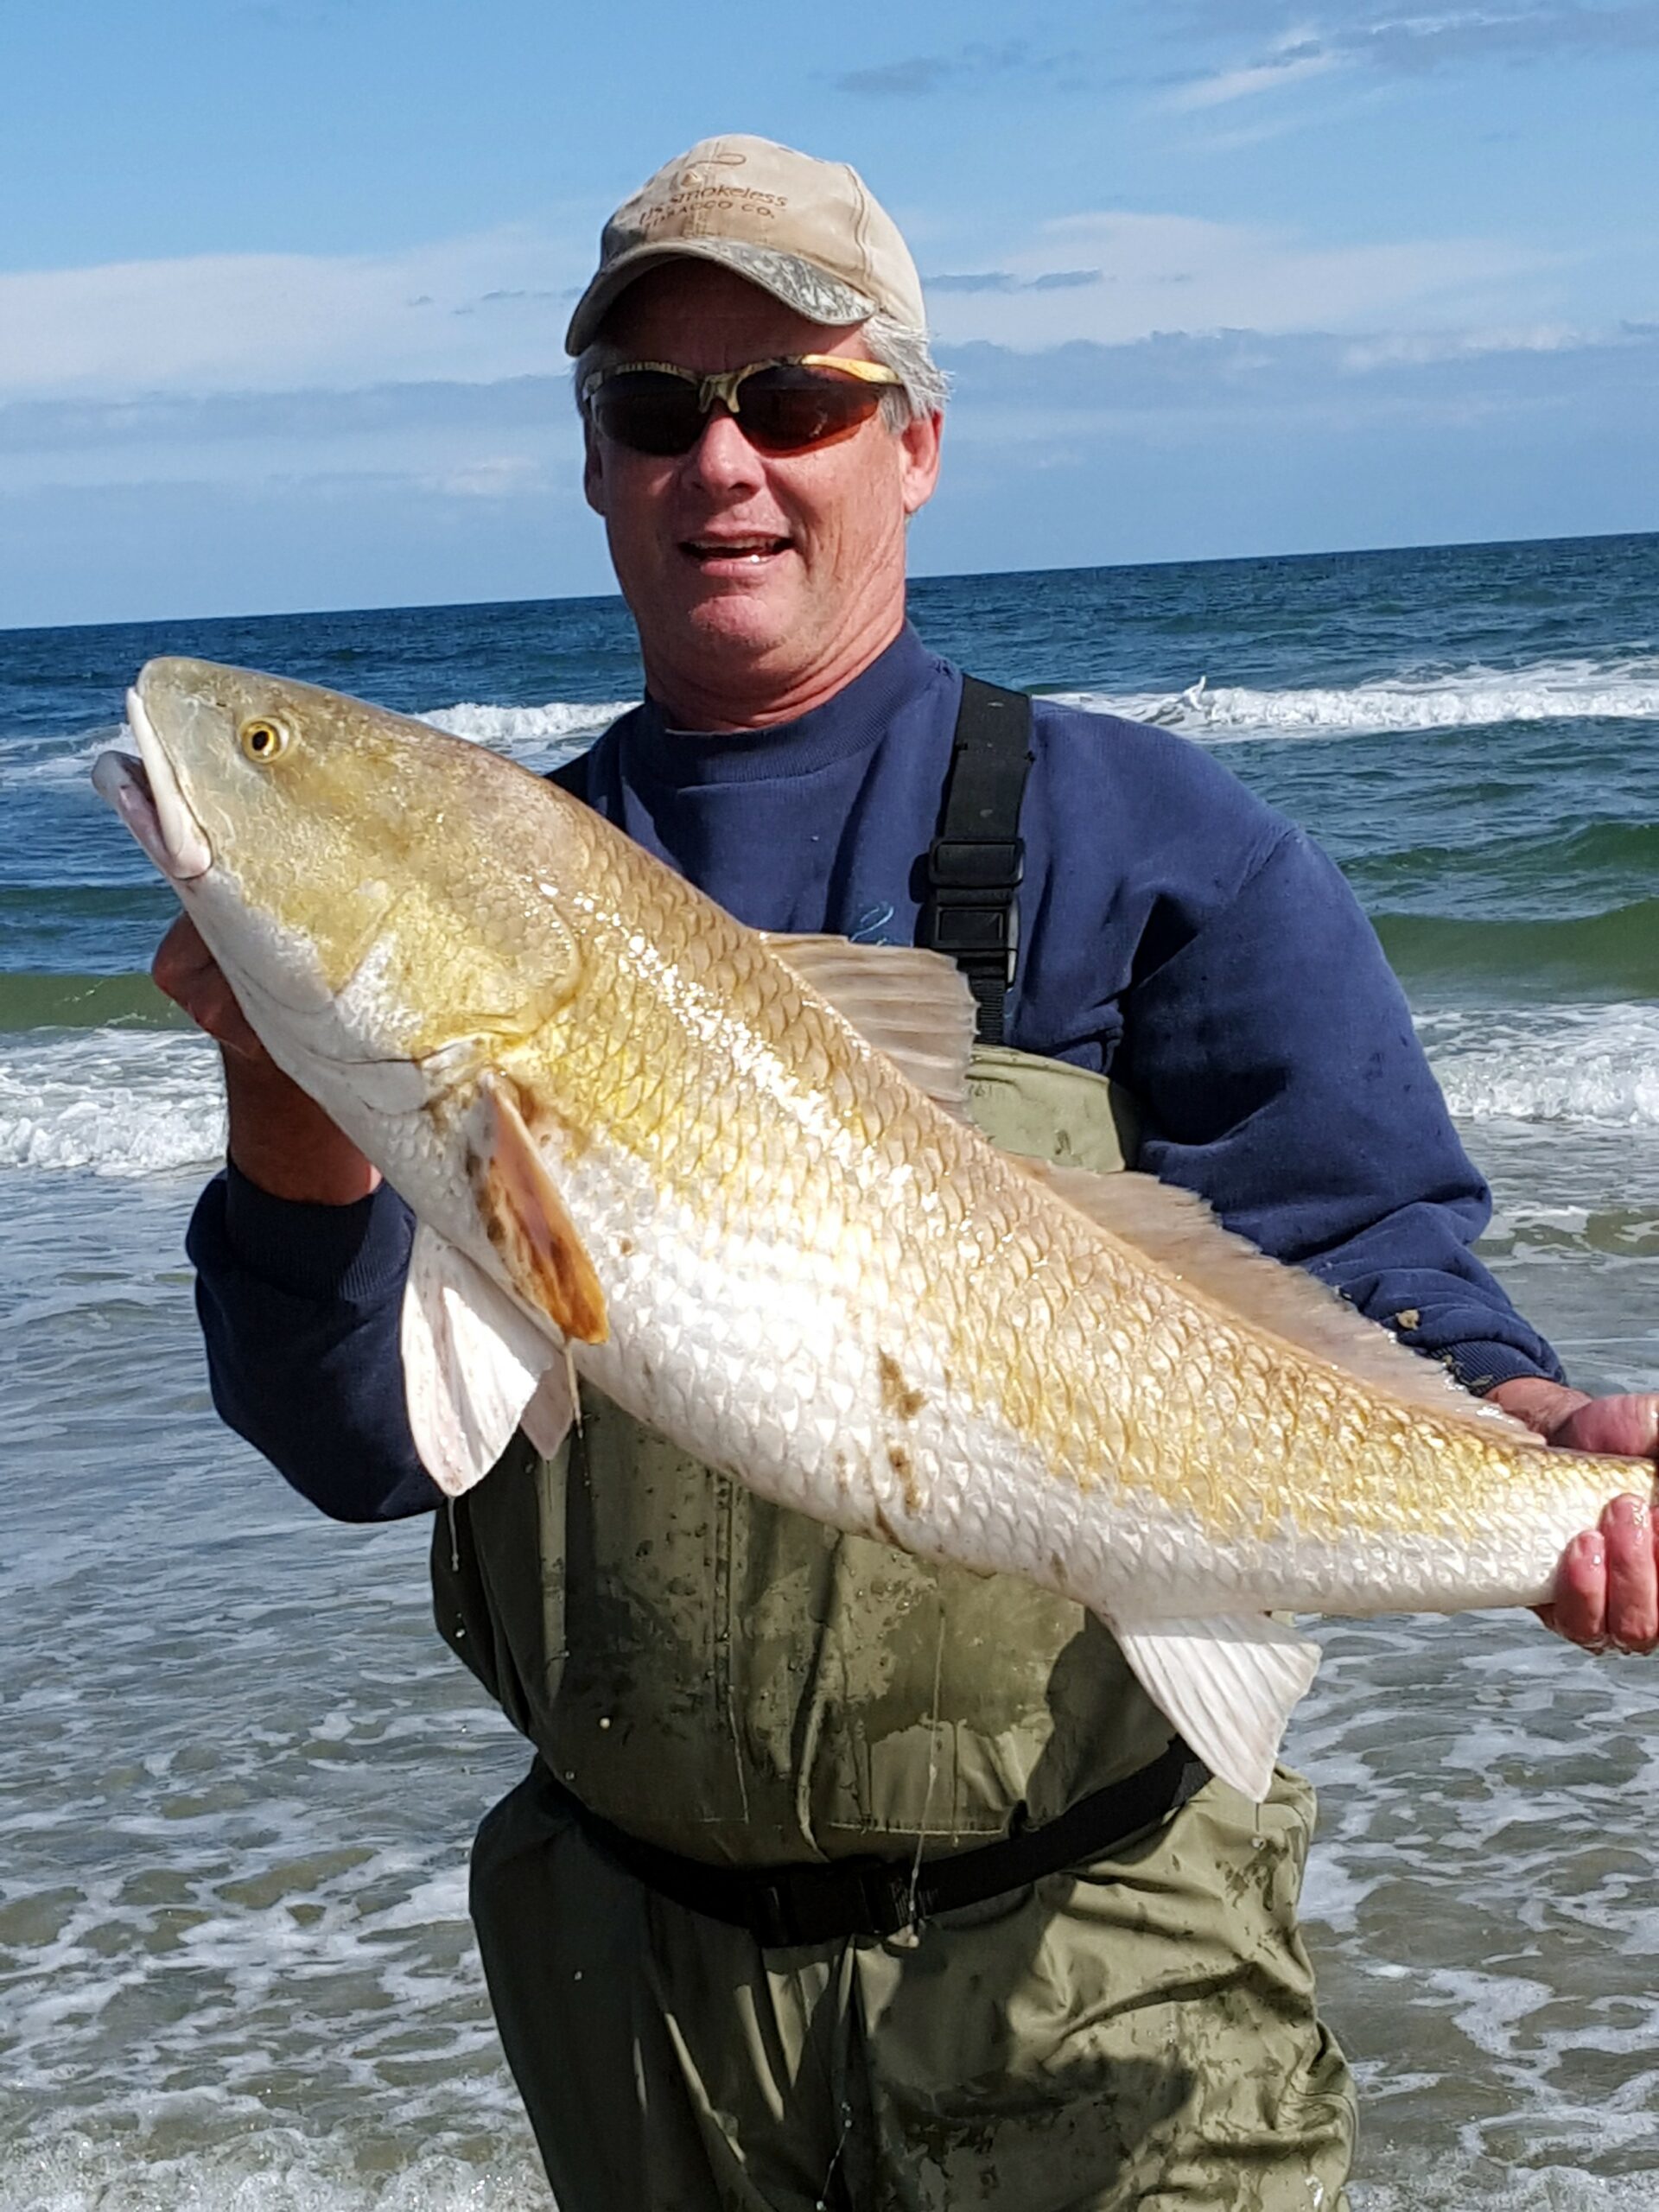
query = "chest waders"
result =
(448, 680, 1357, 2211)
(431, 680, 1196, 1887)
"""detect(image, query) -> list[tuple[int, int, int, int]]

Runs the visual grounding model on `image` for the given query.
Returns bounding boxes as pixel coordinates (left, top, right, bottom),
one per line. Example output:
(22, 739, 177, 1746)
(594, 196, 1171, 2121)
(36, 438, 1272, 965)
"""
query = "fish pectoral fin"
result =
(467, 1073, 608, 1345)
(1106, 1611, 1321, 1806)
(758, 932, 976, 1118)
(400, 1222, 560, 1496)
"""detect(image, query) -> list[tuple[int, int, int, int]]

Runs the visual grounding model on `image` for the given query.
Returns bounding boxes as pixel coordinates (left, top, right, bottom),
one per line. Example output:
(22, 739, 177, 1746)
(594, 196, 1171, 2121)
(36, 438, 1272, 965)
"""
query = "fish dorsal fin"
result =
(467, 1073, 608, 1344)
(1028, 1160, 1540, 1435)
(1107, 1611, 1321, 1804)
(401, 1223, 557, 1497)
(759, 933, 976, 1117)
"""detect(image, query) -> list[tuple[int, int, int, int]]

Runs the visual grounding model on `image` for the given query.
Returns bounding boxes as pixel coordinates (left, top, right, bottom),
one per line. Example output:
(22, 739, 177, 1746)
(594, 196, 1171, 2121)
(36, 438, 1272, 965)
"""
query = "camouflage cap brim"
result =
(565, 238, 877, 356)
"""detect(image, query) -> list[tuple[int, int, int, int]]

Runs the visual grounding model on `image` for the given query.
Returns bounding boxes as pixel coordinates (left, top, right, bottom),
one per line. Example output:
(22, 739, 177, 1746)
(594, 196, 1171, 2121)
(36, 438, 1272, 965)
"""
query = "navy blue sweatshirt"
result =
(188, 626, 1563, 1522)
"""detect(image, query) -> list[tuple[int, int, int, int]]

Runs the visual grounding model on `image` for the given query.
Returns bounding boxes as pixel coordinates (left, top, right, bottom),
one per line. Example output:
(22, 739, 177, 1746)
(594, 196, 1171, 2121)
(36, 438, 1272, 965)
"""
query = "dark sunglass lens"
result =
(592, 372, 705, 456)
(741, 369, 885, 454)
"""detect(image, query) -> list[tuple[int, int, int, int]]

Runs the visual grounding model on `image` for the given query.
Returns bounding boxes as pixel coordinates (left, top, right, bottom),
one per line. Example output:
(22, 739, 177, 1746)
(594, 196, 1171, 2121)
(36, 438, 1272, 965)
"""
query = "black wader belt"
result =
(920, 676, 1035, 1046)
(540, 1738, 1206, 1949)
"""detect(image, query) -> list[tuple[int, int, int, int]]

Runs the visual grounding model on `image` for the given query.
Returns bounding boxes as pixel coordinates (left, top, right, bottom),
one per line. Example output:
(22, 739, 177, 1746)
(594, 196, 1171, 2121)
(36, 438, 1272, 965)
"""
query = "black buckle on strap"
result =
(924, 836, 1026, 984)
(927, 836, 1026, 893)
(752, 1861, 913, 1949)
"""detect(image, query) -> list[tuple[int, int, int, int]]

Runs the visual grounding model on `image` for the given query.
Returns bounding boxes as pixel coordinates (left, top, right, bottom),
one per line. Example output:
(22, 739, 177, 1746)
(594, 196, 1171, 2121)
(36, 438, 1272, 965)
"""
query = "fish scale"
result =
(96, 655, 1654, 1799)
(500, 788, 1632, 1615)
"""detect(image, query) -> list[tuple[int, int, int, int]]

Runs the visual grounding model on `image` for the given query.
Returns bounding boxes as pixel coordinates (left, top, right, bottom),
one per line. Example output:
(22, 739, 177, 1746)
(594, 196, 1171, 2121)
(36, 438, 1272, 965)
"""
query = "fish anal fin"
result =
(1027, 1160, 1539, 1434)
(470, 1073, 608, 1344)
(1108, 1611, 1322, 1804)
(759, 932, 976, 1118)
(401, 1222, 556, 1497)
(519, 1357, 576, 1460)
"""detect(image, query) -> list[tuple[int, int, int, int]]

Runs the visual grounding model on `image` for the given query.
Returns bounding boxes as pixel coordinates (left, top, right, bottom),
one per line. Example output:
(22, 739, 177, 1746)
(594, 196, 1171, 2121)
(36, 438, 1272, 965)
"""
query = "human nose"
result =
(683, 405, 767, 495)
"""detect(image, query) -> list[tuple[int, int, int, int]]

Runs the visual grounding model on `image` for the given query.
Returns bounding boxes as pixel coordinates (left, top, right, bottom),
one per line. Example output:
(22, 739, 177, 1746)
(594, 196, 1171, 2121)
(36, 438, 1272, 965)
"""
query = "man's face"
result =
(582, 262, 941, 726)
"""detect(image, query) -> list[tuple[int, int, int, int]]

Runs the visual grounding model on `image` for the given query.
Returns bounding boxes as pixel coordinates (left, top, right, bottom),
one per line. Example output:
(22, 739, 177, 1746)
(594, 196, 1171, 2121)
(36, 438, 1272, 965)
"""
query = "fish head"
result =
(94, 656, 587, 1125)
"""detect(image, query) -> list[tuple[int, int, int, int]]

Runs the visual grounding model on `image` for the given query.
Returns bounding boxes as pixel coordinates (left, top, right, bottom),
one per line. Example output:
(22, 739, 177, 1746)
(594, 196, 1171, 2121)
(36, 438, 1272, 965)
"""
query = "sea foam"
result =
(14, 652, 1659, 795)
(1428, 1004, 1659, 1128)
(1051, 655, 1659, 741)
(11, 1001, 1659, 1185)
(0, 1030, 223, 1176)
(419, 698, 633, 758)
(5, 700, 627, 792)
(0, 2136, 548, 2212)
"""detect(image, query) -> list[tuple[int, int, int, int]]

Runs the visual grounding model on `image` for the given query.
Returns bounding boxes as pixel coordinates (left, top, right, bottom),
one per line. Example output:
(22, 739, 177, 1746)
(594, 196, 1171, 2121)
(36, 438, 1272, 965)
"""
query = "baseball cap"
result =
(564, 133, 926, 356)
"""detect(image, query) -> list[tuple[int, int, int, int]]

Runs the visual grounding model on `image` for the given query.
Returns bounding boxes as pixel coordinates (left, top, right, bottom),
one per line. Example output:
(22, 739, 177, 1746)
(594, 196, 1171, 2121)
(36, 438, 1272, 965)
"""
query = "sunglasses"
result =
(582, 353, 904, 458)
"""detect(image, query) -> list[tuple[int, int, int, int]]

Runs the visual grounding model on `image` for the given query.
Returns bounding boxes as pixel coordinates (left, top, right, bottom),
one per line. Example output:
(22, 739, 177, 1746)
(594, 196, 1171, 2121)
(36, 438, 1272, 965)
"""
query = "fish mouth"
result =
(91, 687, 213, 882)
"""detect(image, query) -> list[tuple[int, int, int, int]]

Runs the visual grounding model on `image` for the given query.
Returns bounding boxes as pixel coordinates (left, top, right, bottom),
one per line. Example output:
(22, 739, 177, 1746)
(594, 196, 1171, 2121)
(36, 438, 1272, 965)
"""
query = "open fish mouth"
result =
(91, 688, 213, 882)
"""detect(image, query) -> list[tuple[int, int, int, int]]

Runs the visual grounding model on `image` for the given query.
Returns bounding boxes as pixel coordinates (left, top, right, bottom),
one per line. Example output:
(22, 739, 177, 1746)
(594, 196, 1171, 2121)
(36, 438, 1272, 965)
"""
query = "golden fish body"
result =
(97, 657, 1649, 1796)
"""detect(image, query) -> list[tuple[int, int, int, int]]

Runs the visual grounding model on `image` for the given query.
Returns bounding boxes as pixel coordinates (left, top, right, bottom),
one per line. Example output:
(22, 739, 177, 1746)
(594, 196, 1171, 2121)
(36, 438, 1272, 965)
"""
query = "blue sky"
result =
(3, 0, 1657, 626)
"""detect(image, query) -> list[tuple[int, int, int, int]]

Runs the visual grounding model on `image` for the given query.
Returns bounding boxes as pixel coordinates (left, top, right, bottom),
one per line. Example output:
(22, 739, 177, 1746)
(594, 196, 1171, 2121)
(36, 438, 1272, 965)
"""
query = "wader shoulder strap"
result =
(921, 676, 1035, 1046)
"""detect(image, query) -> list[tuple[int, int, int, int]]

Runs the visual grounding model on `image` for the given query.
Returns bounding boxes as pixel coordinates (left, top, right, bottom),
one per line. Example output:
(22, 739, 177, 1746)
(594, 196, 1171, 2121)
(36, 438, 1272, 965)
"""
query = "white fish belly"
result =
(397, 1113, 1614, 1629)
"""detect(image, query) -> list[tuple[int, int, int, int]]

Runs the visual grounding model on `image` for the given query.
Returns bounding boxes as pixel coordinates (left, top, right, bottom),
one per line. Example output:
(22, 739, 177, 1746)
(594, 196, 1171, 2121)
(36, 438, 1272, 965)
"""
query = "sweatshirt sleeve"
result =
(187, 1165, 442, 1521)
(1113, 823, 1566, 1394)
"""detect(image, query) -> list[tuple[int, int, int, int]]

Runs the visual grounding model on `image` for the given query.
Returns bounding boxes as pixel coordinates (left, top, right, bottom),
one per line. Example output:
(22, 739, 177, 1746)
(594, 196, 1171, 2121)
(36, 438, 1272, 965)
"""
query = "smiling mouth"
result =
(681, 537, 792, 566)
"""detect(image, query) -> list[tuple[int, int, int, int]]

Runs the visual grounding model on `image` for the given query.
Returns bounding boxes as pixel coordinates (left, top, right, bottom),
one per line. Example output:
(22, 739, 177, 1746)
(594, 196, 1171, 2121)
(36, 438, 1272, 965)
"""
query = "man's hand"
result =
(153, 914, 379, 1205)
(1491, 1375, 1659, 1654)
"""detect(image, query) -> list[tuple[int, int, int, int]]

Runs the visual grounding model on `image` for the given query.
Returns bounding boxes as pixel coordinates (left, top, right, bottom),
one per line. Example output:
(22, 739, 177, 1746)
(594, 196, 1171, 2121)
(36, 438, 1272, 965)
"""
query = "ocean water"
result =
(4, 531, 1659, 2208)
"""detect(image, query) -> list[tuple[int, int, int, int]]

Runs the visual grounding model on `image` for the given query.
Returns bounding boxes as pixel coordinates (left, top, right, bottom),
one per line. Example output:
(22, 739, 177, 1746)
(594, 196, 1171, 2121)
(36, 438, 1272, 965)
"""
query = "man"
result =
(157, 136, 1659, 2210)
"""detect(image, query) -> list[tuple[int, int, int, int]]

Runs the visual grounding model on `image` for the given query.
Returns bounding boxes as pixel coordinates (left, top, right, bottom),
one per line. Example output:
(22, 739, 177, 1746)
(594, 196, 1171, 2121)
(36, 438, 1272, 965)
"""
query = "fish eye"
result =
(238, 716, 289, 764)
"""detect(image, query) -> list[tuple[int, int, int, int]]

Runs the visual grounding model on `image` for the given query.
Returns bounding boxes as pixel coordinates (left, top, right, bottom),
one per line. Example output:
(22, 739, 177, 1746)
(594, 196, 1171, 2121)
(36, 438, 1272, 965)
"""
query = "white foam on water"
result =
(1424, 1003, 1659, 1127)
(1, 722, 130, 790)
(1351, 2172, 1659, 2211)
(1052, 654, 1659, 741)
(419, 696, 633, 760)
(0, 1028, 224, 1175)
(0, 2135, 547, 2212)
(3, 697, 630, 791)
(8, 999, 1659, 1185)
(16, 651, 1659, 793)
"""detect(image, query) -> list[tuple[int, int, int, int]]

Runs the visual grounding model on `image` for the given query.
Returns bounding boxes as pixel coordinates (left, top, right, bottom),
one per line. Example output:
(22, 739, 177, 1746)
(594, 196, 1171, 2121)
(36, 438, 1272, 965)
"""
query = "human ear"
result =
(898, 410, 943, 518)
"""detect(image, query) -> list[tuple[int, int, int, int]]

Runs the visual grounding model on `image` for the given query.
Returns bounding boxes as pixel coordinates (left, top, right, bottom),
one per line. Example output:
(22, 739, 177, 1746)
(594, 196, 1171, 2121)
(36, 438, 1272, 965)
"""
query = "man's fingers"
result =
(151, 915, 265, 1059)
(1541, 1529, 1608, 1648)
(151, 912, 213, 1000)
(1548, 1393, 1659, 1461)
(1602, 1494, 1659, 1654)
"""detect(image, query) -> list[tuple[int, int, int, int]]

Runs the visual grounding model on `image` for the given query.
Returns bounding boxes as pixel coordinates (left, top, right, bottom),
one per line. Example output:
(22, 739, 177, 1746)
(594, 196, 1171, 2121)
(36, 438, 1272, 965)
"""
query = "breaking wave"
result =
(2, 698, 629, 792)
(1427, 1004, 1659, 1128)
(1051, 656, 1659, 741)
(0, 1028, 223, 1176)
(418, 697, 633, 760)
(13, 655, 1659, 794)
(8, 1001, 1659, 1187)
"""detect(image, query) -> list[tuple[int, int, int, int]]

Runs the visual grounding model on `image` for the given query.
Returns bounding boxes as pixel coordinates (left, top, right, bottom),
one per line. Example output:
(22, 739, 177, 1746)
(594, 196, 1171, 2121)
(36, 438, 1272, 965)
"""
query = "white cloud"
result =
(1339, 321, 1588, 367)
(0, 229, 583, 404)
(924, 211, 1559, 349)
(1166, 43, 1340, 108)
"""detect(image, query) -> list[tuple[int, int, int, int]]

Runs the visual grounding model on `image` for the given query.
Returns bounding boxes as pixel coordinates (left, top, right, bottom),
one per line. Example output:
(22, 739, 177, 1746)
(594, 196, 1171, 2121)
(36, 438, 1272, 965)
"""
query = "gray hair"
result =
(861, 313, 950, 428)
(573, 308, 949, 433)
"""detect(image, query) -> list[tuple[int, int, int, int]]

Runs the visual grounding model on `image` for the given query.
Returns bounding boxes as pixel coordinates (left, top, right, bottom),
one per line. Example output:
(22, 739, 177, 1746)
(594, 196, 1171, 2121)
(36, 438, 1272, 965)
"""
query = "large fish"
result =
(96, 657, 1651, 1800)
